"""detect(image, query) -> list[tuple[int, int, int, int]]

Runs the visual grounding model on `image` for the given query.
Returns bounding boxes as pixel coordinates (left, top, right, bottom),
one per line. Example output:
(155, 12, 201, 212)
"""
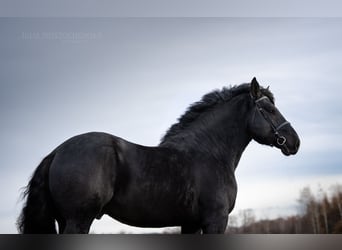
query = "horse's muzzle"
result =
(280, 137, 300, 156)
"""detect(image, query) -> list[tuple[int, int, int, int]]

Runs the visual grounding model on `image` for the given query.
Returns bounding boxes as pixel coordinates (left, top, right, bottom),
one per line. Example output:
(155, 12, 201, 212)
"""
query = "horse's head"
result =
(247, 77, 300, 156)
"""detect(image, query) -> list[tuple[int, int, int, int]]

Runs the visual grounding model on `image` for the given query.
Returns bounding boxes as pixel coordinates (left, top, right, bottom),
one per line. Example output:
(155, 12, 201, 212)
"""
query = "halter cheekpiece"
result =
(254, 95, 290, 146)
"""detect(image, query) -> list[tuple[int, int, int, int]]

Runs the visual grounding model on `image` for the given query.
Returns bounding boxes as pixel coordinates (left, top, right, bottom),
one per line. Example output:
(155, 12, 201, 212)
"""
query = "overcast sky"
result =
(1, 0, 342, 17)
(1, 18, 342, 233)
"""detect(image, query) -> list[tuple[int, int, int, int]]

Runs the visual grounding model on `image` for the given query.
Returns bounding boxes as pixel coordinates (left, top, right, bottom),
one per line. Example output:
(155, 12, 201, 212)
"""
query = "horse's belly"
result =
(104, 195, 197, 228)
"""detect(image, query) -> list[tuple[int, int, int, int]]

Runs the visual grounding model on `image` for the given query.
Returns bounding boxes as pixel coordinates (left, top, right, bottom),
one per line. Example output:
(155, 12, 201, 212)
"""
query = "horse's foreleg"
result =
(63, 218, 94, 234)
(181, 224, 202, 234)
(201, 215, 228, 234)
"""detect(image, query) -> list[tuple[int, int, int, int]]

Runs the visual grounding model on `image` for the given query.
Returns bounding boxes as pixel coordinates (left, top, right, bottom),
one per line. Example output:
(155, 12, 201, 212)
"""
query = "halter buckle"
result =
(276, 136, 287, 146)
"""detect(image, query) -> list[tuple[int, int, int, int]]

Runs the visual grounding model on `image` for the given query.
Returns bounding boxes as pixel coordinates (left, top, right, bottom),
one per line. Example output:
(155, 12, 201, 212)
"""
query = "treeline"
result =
(227, 184, 342, 233)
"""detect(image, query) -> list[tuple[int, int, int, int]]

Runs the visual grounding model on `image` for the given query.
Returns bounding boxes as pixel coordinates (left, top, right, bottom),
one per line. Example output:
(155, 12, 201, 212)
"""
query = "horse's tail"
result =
(17, 151, 57, 234)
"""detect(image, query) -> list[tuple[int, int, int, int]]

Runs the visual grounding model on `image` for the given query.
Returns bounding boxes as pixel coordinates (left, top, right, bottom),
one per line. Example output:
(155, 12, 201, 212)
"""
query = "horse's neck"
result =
(162, 97, 252, 171)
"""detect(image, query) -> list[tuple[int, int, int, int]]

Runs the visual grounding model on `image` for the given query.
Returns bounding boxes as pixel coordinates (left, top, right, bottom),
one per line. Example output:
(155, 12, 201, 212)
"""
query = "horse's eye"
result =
(265, 106, 275, 114)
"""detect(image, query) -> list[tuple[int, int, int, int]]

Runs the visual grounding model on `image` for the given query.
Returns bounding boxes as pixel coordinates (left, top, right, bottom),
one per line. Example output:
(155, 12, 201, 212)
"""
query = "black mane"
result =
(160, 83, 274, 144)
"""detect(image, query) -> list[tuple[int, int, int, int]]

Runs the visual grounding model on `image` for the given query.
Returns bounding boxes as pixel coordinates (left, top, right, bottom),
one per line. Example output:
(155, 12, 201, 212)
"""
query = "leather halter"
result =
(254, 96, 290, 146)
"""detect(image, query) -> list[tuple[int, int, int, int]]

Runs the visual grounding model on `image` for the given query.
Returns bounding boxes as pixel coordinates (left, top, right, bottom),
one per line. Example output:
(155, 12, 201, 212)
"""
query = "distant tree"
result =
(227, 215, 239, 233)
(332, 220, 342, 233)
(230, 184, 342, 234)
(298, 186, 318, 233)
(317, 185, 330, 233)
(298, 187, 313, 214)
(239, 209, 256, 233)
(331, 184, 342, 220)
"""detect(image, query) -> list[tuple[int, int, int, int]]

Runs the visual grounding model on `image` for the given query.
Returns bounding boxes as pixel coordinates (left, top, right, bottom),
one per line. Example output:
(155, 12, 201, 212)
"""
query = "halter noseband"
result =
(254, 96, 290, 146)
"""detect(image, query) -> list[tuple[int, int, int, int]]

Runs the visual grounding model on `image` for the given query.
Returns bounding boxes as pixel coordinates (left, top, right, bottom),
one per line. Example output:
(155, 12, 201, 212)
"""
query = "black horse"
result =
(17, 78, 300, 234)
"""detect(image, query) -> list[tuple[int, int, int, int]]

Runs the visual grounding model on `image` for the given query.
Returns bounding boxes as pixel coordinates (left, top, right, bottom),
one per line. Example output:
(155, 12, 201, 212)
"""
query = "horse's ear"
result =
(250, 77, 261, 98)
